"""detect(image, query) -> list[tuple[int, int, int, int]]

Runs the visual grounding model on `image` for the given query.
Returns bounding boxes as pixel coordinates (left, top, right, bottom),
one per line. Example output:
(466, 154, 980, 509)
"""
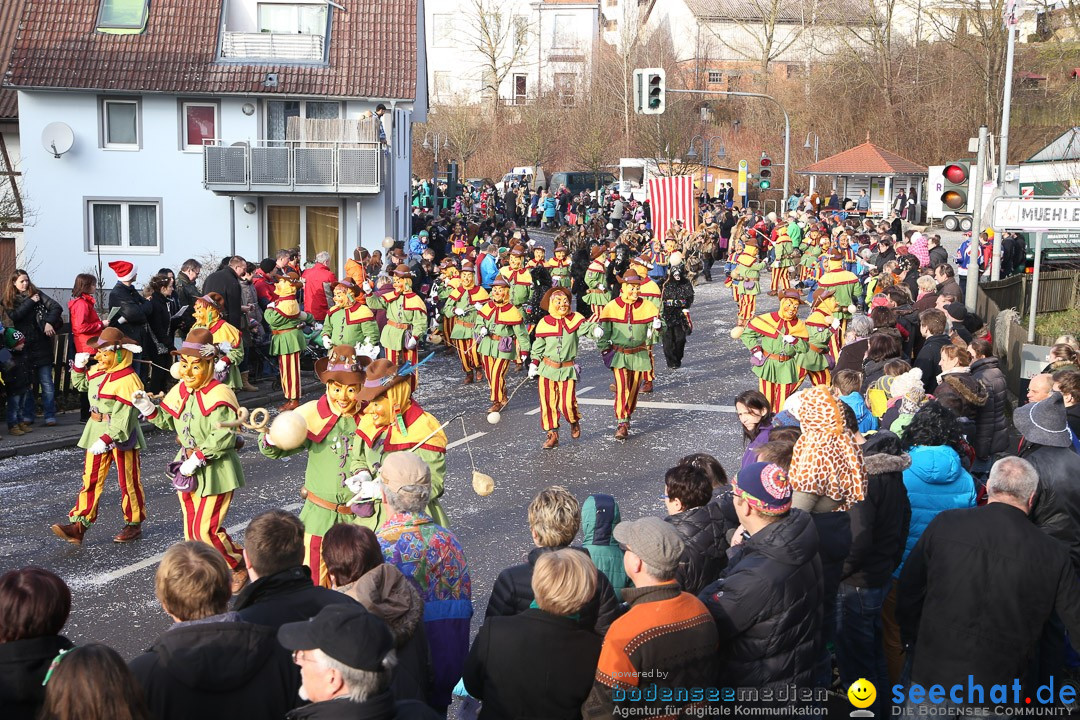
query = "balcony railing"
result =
(203, 140, 382, 194)
(220, 32, 325, 62)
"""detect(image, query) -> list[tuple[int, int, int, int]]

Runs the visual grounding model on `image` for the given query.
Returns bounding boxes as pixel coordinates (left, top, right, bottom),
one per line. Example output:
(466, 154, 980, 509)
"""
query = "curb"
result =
(0, 380, 322, 461)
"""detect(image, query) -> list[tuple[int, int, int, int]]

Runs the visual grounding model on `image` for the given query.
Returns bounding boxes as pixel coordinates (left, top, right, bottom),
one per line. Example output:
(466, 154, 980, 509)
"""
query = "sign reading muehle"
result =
(993, 198, 1080, 230)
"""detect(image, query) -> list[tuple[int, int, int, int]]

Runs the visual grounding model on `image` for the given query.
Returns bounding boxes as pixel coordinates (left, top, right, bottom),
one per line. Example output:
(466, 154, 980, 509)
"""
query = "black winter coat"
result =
(928, 245, 949, 269)
(661, 276, 694, 330)
(287, 693, 440, 720)
(148, 292, 173, 353)
(842, 446, 911, 588)
(1020, 441, 1080, 575)
(970, 356, 1010, 460)
(914, 334, 951, 393)
(484, 546, 621, 634)
(897, 503, 1080, 689)
(666, 504, 727, 594)
(835, 338, 868, 375)
(463, 609, 602, 720)
(234, 566, 359, 628)
(202, 267, 244, 328)
(108, 282, 152, 350)
(0, 634, 72, 720)
(6, 291, 62, 367)
(129, 617, 299, 720)
(699, 509, 825, 690)
(175, 274, 202, 335)
(933, 370, 988, 421)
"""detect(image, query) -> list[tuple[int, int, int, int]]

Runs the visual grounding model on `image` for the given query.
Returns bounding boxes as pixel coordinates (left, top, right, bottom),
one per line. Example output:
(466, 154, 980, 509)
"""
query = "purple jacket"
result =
(741, 424, 773, 469)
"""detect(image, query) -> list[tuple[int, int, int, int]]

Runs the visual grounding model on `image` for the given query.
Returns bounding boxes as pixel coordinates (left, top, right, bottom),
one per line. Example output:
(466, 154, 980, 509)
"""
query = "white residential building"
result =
(5, 0, 427, 291)
(427, 0, 600, 106)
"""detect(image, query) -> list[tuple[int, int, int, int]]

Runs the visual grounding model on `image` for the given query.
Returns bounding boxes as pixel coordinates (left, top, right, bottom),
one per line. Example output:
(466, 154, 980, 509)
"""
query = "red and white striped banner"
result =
(647, 175, 697, 241)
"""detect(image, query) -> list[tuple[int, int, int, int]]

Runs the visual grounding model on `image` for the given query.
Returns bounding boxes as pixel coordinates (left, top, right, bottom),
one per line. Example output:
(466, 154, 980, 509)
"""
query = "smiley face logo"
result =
(848, 678, 876, 709)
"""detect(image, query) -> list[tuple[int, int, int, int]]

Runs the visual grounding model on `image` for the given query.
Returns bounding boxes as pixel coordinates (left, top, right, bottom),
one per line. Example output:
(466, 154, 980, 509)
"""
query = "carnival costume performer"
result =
(347, 358, 449, 529)
(445, 260, 489, 384)
(51, 327, 147, 546)
(264, 270, 312, 411)
(741, 289, 810, 413)
(629, 255, 664, 393)
(728, 238, 767, 330)
(475, 276, 531, 413)
(596, 269, 660, 441)
(817, 250, 864, 339)
(546, 243, 573, 289)
(770, 222, 796, 292)
(193, 291, 244, 391)
(799, 226, 824, 284)
(435, 258, 462, 347)
(798, 289, 841, 387)
(132, 328, 247, 591)
(321, 279, 379, 351)
(259, 345, 367, 586)
(366, 264, 427, 388)
(529, 286, 597, 449)
(583, 244, 611, 320)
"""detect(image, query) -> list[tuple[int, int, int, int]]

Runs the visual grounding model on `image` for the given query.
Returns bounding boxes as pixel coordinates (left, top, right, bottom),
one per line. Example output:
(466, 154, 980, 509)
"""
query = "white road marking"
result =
(527, 389, 734, 415)
(85, 434, 489, 587)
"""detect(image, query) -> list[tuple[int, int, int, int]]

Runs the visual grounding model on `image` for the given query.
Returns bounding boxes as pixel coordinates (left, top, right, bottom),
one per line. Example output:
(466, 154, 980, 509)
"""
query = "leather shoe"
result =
(113, 524, 142, 543)
(463, 371, 474, 385)
(641, 380, 654, 393)
(474, 368, 485, 382)
(278, 400, 300, 412)
(52, 521, 86, 545)
(614, 423, 629, 441)
(543, 430, 559, 449)
(570, 422, 581, 439)
(487, 402, 505, 413)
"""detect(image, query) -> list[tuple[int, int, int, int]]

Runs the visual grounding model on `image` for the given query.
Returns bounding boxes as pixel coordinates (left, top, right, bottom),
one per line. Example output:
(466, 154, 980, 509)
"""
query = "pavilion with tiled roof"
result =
(797, 141, 928, 219)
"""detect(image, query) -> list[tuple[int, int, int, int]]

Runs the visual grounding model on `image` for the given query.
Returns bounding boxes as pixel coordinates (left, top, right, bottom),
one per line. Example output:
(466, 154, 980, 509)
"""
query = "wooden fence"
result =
(979, 270, 1080, 322)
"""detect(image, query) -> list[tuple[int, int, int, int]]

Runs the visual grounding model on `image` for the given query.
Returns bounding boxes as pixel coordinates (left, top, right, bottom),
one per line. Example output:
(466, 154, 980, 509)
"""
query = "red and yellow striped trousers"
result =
(453, 338, 480, 373)
(538, 376, 580, 431)
(70, 448, 145, 525)
(804, 369, 831, 387)
(442, 317, 454, 347)
(386, 347, 419, 389)
(305, 533, 329, 587)
(613, 368, 645, 423)
(178, 490, 243, 570)
(736, 293, 756, 324)
(482, 355, 510, 404)
(645, 348, 655, 382)
(771, 265, 791, 292)
(278, 352, 301, 401)
(759, 378, 800, 414)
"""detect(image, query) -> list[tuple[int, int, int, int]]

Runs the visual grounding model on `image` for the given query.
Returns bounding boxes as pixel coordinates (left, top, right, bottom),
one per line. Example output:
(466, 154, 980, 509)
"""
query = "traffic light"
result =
(759, 152, 772, 190)
(940, 162, 969, 212)
(633, 68, 666, 115)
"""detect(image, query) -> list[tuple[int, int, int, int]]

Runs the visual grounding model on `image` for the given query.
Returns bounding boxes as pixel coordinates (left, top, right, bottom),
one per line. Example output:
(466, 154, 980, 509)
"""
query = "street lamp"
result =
(421, 131, 450, 215)
(804, 131, 819, 194)
(686, 133, 727, 196)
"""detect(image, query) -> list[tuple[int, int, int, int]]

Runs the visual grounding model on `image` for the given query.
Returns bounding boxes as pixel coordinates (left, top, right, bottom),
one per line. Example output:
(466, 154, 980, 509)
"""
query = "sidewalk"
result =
(0, 379, 322, 460)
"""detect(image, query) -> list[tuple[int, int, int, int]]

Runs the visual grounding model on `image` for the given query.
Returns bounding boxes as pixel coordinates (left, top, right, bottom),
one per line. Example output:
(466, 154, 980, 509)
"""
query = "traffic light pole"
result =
(668, 89, 791, 200)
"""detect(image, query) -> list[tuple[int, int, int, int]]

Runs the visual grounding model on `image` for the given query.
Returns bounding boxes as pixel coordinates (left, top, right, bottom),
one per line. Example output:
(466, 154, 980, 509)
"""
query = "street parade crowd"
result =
(3, 179, 1080, 720)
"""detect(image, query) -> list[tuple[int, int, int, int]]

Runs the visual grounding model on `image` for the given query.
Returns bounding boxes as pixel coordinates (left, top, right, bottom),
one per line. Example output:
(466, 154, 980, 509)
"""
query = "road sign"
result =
(993, 198, 1080, 230)
(738, 159, 747, 197)
(1021, 186, 1034, 199)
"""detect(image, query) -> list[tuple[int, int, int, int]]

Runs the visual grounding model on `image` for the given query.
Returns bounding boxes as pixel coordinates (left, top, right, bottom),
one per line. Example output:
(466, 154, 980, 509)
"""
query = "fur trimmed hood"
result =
(939, 373, 989, 407)
(863, 450, 912, 475)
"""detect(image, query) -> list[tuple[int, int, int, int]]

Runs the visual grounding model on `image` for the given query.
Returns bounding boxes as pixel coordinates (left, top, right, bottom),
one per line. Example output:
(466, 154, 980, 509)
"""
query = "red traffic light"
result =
(760, 157, 772, 167)
(943, 164, 967, 184)
(941, 190, 967, 210)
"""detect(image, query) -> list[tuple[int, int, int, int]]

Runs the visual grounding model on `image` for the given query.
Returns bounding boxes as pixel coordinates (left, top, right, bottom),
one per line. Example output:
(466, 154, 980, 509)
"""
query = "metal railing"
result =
(203, 140, 382, 193)
(220, 32, 325, 62)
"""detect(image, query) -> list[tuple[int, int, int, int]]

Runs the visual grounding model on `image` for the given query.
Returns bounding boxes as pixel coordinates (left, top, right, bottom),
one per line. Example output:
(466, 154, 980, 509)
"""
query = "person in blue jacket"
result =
(407, 230, 429, 264)
(479, 243, 500, 290)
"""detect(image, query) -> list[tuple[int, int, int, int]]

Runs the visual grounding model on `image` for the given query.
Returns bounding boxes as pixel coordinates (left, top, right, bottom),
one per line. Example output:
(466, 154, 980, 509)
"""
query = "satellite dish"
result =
(41, 122, 74, 159)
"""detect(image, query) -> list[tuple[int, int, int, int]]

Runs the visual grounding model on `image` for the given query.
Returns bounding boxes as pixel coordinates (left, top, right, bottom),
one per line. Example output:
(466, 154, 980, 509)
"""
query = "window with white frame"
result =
(102, 98, 140, 149)
(181, 101, 218, 151)
(432, 13, 455, 47)
(707, 70, 723, 84)
(257, 3, 326, 34)
(555, 73, 576, 107)
(513, 74, 528, 105)
(88, 200, 161, 251)
(97, 0, 150, 31)
(552, 14, 577, 48)
(432, 71, 452, 102)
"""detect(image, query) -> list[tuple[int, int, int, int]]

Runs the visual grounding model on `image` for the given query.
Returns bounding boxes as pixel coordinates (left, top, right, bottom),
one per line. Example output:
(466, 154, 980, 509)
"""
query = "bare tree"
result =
(703, 0, 809, 85)
(428, 98, 486, 179)
(512, 95, 560, 181)
(572, 85, 618, 185)
(459, 0, 535, 118)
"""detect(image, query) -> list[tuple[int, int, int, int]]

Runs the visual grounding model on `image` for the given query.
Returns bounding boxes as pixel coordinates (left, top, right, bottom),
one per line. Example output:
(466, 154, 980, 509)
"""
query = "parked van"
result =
(501, 166, 546, 192)
(548, 171, 617, 196)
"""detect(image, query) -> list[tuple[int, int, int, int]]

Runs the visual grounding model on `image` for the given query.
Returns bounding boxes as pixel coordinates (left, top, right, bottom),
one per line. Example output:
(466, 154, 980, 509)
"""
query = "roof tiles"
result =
(5, 0, 417, 101)
(799, 142, 928, 176)
(0, 0, 28, 119)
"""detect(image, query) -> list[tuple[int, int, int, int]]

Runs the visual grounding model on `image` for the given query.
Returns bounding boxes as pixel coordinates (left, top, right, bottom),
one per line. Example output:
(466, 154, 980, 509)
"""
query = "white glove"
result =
(261, 432, 275, 448)
(344, 470, 373, 494)
(362, 281, 372, 294)
(321, 335, 332, 349)
(783, 334, 796, 344)
(474, 302, 484, 311)
(405, 335, 417, 350)
(117, 316, 127, 325)
(74, 352, 91, 369)
(592, 326, 604, 339)
(131, 390, 156, 417)
(528, 363, 539, 379)
(214, 359, 228, 374)
(752, 351, 765, 362)
(89, 438, 110, 455)
(356, 342, 380, 360)
(267, 301, 277, 309)
(598, 284, 606, 291)
(454, 307, 467, 317)
(831, 318, 841, 329)
(477, 326, 489, 338)
(179, 453, 205, 477)
(652, 317, 662, 329)
(772, 261, 781, 268)
(345, 477, 382, 505)
(847, 304, 857, 314)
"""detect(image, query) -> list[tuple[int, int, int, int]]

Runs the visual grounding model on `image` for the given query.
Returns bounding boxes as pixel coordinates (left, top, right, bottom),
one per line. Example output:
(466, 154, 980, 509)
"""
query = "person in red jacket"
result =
(251, 259, 277, 304)
(301, 252, 337, 322)
(68, 273, 107, 422)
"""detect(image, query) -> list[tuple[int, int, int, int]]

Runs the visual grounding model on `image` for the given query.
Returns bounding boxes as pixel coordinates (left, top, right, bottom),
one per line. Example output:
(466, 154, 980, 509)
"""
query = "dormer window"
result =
(97, 0, 150, 34)
(220, 0, 331, 64)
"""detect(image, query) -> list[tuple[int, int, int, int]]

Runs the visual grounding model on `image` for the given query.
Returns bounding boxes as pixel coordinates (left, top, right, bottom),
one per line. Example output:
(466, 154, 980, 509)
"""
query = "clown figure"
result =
(264, 270, 312, 411)
(545, 243, 573, 289)
(51, 328, 147, 546)
(193, 292, 244, 392)
(729, 238, 767, 330)
(583, 244, 611, 319)
(629, 255, 664, 394)
(321, 280, 379, 350)
(259, 345, 367, 586)
(741, 289, 810, 412)
(366, 264, 428, 387)
(444, 260, 489, 384)
(818, 250, 864, 339)
(475, 276, 531, 413)
(798, 289, 841, 387)
(132, 328, 247, 591)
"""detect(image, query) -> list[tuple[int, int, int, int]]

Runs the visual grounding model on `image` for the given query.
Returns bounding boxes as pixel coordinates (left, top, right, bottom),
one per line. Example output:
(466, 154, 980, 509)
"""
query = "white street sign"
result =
(992, 198, 1080, 230)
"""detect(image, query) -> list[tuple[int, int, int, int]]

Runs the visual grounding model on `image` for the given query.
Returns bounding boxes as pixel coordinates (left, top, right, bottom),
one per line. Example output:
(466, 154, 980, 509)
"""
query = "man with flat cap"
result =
(278, 604, 440, 719)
